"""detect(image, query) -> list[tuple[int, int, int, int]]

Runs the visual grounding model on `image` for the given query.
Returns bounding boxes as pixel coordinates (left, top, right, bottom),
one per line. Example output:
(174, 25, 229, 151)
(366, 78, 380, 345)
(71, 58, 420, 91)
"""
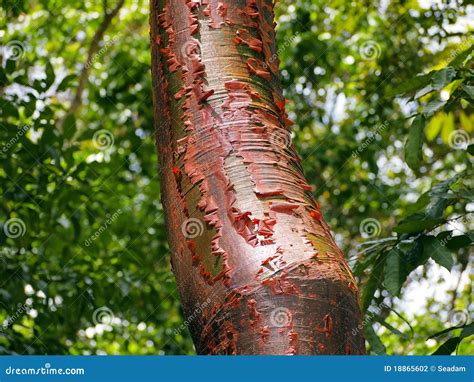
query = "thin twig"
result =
(61, 0, 125, 127)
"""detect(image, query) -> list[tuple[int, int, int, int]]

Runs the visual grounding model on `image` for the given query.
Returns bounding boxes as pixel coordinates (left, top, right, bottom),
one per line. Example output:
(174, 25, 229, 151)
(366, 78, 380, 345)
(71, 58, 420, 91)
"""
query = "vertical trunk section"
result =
(149, 0, 365, 355)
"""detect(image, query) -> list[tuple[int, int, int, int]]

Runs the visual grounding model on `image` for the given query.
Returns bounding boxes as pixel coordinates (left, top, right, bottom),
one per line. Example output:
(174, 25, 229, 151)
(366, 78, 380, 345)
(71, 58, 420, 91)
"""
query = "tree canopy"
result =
(0, 0, 472, 355)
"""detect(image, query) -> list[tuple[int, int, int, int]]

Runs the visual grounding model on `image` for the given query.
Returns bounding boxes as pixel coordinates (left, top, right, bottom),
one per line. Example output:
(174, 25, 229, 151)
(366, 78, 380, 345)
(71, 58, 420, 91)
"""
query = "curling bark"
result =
(150, 0, 365, 355)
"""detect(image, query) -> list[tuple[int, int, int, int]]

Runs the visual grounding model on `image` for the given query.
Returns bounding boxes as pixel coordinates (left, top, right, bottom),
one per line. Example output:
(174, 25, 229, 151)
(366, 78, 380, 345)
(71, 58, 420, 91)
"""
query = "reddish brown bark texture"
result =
(149, 0, 365, 354)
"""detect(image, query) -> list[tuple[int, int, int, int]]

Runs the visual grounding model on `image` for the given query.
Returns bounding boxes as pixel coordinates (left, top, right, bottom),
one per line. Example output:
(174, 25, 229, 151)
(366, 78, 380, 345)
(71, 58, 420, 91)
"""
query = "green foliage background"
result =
(0, 0, 472, 355)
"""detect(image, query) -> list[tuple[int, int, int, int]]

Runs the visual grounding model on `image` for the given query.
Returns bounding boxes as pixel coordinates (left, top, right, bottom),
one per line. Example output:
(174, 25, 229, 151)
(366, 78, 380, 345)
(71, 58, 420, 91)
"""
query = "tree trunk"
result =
(149, 0, 365, 355)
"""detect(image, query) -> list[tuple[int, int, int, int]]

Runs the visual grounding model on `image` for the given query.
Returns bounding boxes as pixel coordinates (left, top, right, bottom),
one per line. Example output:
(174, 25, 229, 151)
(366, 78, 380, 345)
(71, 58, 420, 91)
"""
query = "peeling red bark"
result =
(150, 0, 365, 355)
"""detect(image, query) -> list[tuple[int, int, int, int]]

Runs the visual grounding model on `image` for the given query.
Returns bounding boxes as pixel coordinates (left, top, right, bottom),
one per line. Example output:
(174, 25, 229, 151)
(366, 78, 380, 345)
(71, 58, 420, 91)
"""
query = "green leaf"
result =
(405, 115, 425, 171)
(362, 252, 387, 312)
(71, 210, 81, 241)
(364, 324, 387, 355)
(425, 113, 443, 141)
(0, 67, 8, 87)
(384, 248, 405, 296)
(23, 96, 37, 117)
(431, 246, 454, 271)
(0, 99, 19, 119)
(386, 306, 415, 338)
(63, 114, 76, 140)
(354, 249, 382, 277)
(426, 196, 450, 220)
(387, 73, 432, 97)
(405, 192, 431, 215)
(460, 323, 474, 340)
(422, 236, 454, 271)
(406, 239, 429, 270)
(377, 319, 410, 340)
(429, 172, 463, 195)
(5, 59, 16, 74)
(431, 67, 456, 91)
(449, 46, 473, 67)
(440, 113, 455, 143)
(395, 213, 441, 234)
(44, 61, 55, 89)
(414, 84, 434, 99)
(440, 233, 472, 251)
(468, 144, 474, 155)
(47, 145, 63, 171)
(57, 74, 77, 92)
(423, 99, 446, 115)
(463, 85, 474, 100)
(432, 337, 460, 355)
(428, 325, 464, 340)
